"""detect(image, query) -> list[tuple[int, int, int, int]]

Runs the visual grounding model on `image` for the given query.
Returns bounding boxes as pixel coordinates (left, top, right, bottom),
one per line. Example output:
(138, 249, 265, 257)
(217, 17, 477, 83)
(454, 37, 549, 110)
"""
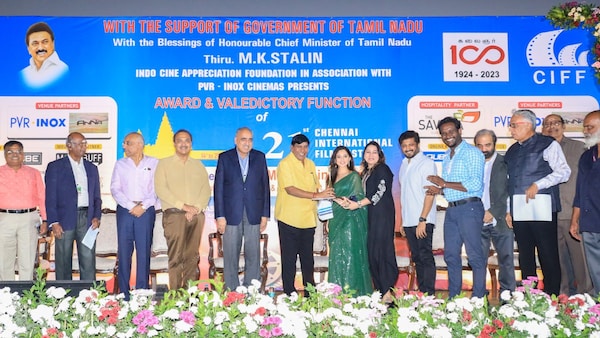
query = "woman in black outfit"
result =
(346, 141, 398, 303)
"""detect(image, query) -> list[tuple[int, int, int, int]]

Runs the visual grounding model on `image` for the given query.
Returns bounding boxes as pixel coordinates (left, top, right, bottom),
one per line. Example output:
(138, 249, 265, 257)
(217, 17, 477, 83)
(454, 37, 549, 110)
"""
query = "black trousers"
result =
(404, 223, 436, 295)
(513, 212, 561, 296)
(278, 220, 315, 295)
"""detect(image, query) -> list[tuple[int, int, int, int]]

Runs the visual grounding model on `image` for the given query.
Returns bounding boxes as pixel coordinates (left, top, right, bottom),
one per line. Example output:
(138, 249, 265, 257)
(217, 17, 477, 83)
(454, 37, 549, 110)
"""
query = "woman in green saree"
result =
(327, 146, 372, 295)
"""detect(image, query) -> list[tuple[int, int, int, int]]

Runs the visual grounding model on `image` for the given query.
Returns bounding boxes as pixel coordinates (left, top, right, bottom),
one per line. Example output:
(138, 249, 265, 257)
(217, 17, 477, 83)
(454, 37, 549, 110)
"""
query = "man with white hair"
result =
(570, 110, 600, 296)
(505, 109, 570, 296)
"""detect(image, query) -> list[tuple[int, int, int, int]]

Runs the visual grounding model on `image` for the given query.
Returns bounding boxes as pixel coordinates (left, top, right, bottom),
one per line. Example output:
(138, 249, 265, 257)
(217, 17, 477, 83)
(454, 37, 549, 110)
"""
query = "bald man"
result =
(111, 132, 160, 299)
(542, 114, 591, 295)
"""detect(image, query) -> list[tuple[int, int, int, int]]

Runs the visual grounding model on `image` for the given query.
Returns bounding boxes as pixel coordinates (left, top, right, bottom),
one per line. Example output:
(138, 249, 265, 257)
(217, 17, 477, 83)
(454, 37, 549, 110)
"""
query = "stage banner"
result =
(0, 16, 597, 286)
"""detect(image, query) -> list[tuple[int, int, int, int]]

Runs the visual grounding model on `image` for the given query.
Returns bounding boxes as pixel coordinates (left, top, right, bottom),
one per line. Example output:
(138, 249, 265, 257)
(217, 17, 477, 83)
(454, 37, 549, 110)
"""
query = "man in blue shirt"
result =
(426, 117, 486, 298)
(570, 110, 600, 297)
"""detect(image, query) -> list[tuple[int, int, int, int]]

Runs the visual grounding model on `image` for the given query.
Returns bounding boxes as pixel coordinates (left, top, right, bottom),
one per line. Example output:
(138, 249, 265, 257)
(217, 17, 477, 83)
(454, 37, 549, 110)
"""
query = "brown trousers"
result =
(162, 209, 204, 290)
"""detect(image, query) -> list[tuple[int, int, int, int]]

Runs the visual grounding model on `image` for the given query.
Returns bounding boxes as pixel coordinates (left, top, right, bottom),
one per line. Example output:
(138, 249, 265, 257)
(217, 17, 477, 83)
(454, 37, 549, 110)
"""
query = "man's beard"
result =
(584, 130, 600, 148)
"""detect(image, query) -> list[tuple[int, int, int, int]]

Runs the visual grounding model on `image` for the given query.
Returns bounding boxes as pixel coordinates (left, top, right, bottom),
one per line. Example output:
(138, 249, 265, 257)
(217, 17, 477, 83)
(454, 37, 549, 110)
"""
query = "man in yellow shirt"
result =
(155, 129, 211, 290)
(275, 134, 334, 295)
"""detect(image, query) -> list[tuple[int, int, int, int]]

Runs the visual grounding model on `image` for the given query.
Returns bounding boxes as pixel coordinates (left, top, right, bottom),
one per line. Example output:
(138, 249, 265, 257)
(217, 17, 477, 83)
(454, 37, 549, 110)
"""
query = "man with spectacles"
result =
(45, 132, 102, 281)
(155, 129, 210, 290)
(0, 141, 47, 280)
(541, 114, 591, 296)
(111, 132, 160, 299)
(505, 110, 571, 296)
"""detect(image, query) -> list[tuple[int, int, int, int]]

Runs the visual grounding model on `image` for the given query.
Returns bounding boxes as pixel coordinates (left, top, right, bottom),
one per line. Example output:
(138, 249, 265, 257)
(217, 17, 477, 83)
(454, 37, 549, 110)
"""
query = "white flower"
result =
(447, 312, 459, 323)
(29, 304, 54, 324)
(86, 325, 101, 335)
(174, 320, 193, 334)
(106, 326, 117, 336)
(57, 297, 72, 313)
(500, 290, 512, 301)
(214, 311, 230, 325)
(162, 309, 179, 320)
(242, 315, 258, 333)
(426, 325, 453, 338)
(46, 286, 67, 299)
(512, 291, 525, 301)
(235, 285, 249, 294)
(333, 324, 355, 336)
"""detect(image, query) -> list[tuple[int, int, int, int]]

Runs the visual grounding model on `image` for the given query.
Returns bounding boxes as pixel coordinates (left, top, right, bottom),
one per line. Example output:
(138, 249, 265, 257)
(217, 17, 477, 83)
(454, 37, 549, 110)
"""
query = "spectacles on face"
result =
(542, 120, 563, 128)
(5, 150, 23, 155)
(69, 141, 88, 147)
(508, 122, 530, 129)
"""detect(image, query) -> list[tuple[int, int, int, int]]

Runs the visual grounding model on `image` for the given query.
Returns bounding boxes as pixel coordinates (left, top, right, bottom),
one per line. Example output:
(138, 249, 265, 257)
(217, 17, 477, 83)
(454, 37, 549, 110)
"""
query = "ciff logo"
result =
(454, 110, 480, 123)
(527, 29, 589, 84)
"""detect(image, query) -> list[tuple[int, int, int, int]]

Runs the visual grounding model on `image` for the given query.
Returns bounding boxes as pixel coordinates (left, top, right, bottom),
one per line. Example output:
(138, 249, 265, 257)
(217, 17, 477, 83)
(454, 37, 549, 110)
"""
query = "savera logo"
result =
(453, 110, 480, 123)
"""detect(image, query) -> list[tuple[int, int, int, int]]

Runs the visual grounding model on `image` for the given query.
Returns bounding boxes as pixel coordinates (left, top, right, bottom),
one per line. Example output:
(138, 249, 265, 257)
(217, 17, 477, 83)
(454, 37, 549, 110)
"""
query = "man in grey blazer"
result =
(542, 114, 592, 295)
(475, 129, 515, 295)
(213, 127, 270, 290)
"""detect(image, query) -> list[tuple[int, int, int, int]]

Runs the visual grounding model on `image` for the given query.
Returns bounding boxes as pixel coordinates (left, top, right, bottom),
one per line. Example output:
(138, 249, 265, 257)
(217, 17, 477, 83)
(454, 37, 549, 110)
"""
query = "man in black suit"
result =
(474, 129, 515, 296)
(45, 132, 102, 281)
(213, 127, 270, 290)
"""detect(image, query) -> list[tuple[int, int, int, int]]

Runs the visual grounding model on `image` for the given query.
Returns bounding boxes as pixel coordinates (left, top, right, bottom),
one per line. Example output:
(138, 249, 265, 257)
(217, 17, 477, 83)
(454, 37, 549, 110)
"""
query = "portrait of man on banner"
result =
(20, 21, 69, 89)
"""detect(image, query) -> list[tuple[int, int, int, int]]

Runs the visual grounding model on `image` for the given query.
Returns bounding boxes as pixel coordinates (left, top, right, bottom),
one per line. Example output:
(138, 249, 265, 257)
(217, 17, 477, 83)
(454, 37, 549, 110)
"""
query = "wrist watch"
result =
(418, 217, 427, 223)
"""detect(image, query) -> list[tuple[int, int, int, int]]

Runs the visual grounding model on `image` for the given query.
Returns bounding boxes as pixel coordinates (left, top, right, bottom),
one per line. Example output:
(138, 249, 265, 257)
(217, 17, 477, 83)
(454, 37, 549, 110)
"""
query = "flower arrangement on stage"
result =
(547, 2, 600, 78)
(2, 275, 600, 337)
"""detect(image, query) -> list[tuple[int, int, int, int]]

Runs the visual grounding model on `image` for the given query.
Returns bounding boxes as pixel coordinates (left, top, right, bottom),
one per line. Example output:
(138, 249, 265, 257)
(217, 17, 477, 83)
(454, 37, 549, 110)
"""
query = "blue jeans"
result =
(481, 224, 515, 293)
(223, 210, 260, 290)
(582, 232, 600, 297)
(444, 200, 486, 298)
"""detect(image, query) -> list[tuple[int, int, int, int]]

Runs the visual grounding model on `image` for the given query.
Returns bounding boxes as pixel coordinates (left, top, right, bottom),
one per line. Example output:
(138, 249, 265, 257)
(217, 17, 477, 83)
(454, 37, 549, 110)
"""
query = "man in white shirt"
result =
(505, 109, 571, 296)
(398, 130, 436, 295)
(21, 22, 68, 89)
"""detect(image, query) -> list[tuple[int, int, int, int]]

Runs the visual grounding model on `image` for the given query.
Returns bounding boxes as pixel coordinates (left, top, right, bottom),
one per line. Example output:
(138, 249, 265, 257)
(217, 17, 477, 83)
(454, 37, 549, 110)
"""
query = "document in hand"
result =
(512, 194, 552, 222)
(82, 226, 99, 249)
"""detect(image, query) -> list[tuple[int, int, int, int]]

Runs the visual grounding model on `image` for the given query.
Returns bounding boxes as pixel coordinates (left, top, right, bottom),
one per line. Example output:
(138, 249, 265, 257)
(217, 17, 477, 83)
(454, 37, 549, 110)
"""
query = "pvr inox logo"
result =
(10, 117, 67, 128)
(450, 45, 505, 65)
(36, 118, 66, 127)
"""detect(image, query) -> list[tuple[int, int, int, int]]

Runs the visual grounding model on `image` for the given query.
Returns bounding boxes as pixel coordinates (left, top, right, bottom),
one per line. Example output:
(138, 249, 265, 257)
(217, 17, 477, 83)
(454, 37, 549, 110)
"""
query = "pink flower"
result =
(259, 328, 271, 338)
(133, 310, 159, 334)
(179, 310, 195, 325)
(271, 326, 283, 336)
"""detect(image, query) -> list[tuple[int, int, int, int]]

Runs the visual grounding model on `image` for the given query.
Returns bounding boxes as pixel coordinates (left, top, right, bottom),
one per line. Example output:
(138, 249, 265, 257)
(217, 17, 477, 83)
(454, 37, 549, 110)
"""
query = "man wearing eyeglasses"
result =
(0, 141, 47, 280)
(111, 132, 160, 299)
(541, 114, 592, 295)
(505, 109, 570, 296)
(45, 132, 102, 281)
